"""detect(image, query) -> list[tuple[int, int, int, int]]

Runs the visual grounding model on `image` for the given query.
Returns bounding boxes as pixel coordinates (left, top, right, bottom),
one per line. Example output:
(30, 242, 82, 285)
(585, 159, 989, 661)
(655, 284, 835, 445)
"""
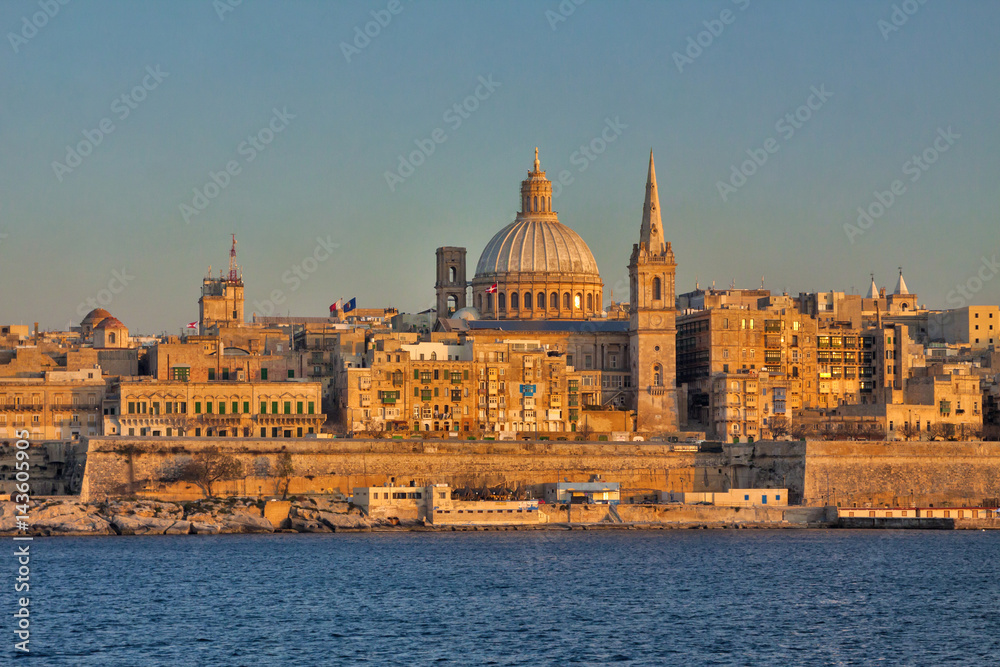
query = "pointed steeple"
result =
(866, 273, 878, 299)
(893, 266, 909, 295)
(640, 150, 665, 255)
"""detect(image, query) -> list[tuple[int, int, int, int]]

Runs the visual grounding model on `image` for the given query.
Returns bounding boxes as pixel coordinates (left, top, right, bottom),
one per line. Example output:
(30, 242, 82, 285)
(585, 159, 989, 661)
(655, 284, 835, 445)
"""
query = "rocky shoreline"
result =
(0, 497, 376, 536)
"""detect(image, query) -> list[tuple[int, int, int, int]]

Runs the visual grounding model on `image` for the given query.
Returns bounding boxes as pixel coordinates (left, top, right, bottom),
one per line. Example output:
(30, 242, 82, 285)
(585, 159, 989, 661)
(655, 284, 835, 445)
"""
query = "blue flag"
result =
(342, 297, 357, 313)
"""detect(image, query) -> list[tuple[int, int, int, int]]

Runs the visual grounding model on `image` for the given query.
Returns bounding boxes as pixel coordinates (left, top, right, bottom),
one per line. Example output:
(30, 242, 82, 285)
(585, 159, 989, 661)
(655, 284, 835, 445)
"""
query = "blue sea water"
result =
(12, 530, 1000, 666)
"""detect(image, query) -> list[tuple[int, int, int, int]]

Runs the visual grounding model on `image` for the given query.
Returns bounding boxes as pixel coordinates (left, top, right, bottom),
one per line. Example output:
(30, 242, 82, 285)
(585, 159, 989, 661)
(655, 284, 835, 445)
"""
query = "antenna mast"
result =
(228, 234, 239, 283)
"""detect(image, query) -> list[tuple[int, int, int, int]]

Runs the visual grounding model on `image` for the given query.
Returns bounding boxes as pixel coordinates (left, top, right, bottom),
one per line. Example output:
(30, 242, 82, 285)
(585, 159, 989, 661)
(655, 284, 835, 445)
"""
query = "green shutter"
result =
(195, 402, 201, 414)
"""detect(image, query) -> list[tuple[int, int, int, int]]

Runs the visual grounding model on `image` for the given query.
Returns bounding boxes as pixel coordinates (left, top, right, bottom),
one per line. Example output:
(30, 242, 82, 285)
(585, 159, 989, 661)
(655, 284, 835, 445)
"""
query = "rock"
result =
(164, 520, 192, 535)
(220, 511, 273, 534)
(288, 516, 332, 533)
(317, 510, 370, 531)
(19, 501, 114, 536)
(110, 515, 183, 536)
(190, 522, 221, 535)
(185, 512, 216, 524)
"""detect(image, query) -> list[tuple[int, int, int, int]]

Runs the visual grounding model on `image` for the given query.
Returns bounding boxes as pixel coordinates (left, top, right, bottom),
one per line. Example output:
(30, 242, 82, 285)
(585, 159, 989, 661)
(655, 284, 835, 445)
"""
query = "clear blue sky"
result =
(1, 0, 998, 333)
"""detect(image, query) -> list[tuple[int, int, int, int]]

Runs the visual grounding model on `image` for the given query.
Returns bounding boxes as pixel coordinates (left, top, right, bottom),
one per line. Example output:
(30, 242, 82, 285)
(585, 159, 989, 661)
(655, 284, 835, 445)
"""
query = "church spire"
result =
(640, 150, 665, 255)
(893, 266, 909, 295)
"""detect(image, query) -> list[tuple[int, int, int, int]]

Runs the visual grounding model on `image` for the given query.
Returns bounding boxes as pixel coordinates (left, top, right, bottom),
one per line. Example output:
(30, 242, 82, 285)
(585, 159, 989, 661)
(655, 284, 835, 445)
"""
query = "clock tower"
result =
(629, 151, 678, 432)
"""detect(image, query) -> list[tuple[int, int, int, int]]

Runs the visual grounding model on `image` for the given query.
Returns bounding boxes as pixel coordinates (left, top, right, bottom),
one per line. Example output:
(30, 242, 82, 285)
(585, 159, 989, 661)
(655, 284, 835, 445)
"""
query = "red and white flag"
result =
(486, 283, 498, 294)
(186, 322, 198, 330)
(330, 299, 342, 313)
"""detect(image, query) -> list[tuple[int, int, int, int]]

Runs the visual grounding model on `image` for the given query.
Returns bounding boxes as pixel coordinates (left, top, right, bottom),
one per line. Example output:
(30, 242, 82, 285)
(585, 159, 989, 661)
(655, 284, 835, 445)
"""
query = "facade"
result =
(105, 379, 324, 438)
(543, 481, 620, 505)
(339, 336, 588, 436)
(711, 371, 792, 443)
(0, 367, 105, 441)
(928, 306, 1000, 348)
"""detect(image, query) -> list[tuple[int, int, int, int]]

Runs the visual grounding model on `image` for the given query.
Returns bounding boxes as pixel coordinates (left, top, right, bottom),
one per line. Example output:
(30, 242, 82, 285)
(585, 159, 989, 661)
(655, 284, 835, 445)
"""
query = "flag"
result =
(342, 297, 357, 313)
(329, 299, 342, 313)
(186, 322, 198, 329)
(486, 283, 498, 294)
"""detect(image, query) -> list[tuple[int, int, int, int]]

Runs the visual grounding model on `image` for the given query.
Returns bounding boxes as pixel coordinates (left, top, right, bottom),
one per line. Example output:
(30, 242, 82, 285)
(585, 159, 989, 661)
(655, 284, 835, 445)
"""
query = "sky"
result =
(1, 0, 998, 334)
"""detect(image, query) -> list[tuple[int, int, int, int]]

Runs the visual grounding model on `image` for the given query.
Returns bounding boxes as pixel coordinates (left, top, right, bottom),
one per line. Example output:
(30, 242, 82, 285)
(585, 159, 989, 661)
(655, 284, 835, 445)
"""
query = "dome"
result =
(452, 306, 481, 321)
(94, 317, 125, 330)
(470, 148, 604, 321)
(475, 219, 601, 278)
(81, 308, 112, 325)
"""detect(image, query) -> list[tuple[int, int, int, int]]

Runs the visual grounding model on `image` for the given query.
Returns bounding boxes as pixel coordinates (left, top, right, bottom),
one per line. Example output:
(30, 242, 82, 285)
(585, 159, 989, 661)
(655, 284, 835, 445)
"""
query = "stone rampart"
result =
(80, 437, 724, 502)
(802, 440, 1000, 507)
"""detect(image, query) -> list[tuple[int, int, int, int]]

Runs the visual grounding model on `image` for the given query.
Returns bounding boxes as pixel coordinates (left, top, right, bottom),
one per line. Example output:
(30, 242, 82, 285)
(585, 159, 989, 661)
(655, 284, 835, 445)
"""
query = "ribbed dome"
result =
(475, 219, 600, 278)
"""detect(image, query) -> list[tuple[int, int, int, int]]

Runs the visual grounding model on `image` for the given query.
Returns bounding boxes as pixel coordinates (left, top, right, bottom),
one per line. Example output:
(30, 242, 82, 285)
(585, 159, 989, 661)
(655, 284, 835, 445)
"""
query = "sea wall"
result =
(80, 437, 725, 502)
(802, 440, 1000, 507)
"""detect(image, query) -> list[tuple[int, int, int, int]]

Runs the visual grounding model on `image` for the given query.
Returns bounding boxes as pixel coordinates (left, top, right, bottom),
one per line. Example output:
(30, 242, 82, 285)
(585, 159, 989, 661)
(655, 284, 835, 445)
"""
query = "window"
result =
(297, 401, 303, 414)
(195, 402, 202, 414)
(563, 293, 571, 310)
(261, 368, 268, 380)
(206, 402, 213, 414)
(511, 292, 519, 309)
(232, 401, 239, 414)
(260, 402, 267, 414)
(524, 292, 532, 309)
(218, 402, 225, 414)
(272, 401, 279, 414)
(222, 368, 230, 380)
(653, 277, 661, 300)
(284, 402, 291, 414)
(288, 369, 294, 379)
(243, 401, 250, 413)
(208, 369, 216, 381)
(550, 292, 558, 309)
(171, 366, 190, 381)
(308, 401, 315, 414)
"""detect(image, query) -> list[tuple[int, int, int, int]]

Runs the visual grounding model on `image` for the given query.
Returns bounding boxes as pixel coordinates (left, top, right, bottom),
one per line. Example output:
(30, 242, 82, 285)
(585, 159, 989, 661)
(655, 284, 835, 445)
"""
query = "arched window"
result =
(524, 292, 532, 309)
(653, 277, 662, 301)
(550, 292, 558, 309)
(108, 332, 116, 344)
(431, 352, 437, 360)
(449, 266, 457, 282)
(447, 295, 457, 313)
(653, 364, 663, 387)
(487, 293, 493, 312)
(477, 294, 483, 312)
(498, 293, 506, 311)
(533, 196, 538, 212)
(563, 293, 571, 310)
(574, 293, 582, 309)
(510, 292, 519, 310)
(586, 294, 593, 311)
(539, 292, 546, 309)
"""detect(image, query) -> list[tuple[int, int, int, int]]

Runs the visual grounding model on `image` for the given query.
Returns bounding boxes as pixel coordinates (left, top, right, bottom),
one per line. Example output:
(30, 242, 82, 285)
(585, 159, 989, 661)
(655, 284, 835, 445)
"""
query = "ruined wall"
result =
(81, 437, 725, 502)
(802, 440, 1000, 507)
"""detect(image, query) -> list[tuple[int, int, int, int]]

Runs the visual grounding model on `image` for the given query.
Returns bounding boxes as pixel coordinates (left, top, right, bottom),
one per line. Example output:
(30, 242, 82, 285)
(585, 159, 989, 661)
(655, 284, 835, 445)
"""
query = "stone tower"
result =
(435, 247, 467, 317)
(199, 239, 244, 333)
(629, 151, 679, 433)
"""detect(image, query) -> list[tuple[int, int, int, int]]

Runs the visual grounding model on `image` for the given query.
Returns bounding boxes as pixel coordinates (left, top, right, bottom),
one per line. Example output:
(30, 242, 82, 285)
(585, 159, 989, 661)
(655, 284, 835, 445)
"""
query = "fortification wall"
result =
(80, 437, 724, 502)
(802, 440, 1000, 507)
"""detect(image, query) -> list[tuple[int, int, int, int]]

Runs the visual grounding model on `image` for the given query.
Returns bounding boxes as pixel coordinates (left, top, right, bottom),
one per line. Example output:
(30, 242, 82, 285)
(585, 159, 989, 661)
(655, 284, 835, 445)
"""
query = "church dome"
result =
(471, 148, 603, 320)
(475, 219, 601, 277)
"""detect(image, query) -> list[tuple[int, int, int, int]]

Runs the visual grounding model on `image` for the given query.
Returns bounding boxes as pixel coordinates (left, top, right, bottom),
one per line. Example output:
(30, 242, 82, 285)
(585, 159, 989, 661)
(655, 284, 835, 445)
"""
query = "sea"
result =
(14, 530, 1000, 666)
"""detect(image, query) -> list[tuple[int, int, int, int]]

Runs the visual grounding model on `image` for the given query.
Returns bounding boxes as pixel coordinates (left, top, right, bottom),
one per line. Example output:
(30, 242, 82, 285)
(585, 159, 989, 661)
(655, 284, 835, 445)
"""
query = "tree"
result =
(275, 451, 295, 499)
(900, 421, 919, 441)
(180, 447, 244, 498)
(768, 416, 789, 439)
(358, 417, 387, 439)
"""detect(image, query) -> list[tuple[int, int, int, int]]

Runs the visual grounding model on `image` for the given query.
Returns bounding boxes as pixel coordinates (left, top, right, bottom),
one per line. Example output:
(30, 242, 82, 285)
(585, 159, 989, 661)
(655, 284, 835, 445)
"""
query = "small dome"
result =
(94, 317, 125, 330)
(452, 307, 481, 321)
(81, 308, 112, 325)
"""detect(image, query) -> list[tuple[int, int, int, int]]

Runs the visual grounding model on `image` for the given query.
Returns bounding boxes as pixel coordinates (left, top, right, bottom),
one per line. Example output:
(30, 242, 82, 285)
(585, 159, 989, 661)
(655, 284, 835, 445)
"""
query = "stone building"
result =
(430, 150, 681, 435)
(0, 367, 105, 441)
(710, 370, 792, 442)
(104, 378, 324, 438)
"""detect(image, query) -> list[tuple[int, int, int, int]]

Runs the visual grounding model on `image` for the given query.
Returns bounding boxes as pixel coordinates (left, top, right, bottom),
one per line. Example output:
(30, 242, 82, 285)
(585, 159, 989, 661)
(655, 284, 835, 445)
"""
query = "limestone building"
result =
(429, 149, 681, 435)
(104, 378, 324, 438)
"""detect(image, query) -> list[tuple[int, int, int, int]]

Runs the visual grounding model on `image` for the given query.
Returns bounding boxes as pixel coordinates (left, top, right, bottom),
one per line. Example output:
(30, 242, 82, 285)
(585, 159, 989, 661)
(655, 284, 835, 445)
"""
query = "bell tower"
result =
(435, 247, 467, 318)
(629, 151, 678, 432)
